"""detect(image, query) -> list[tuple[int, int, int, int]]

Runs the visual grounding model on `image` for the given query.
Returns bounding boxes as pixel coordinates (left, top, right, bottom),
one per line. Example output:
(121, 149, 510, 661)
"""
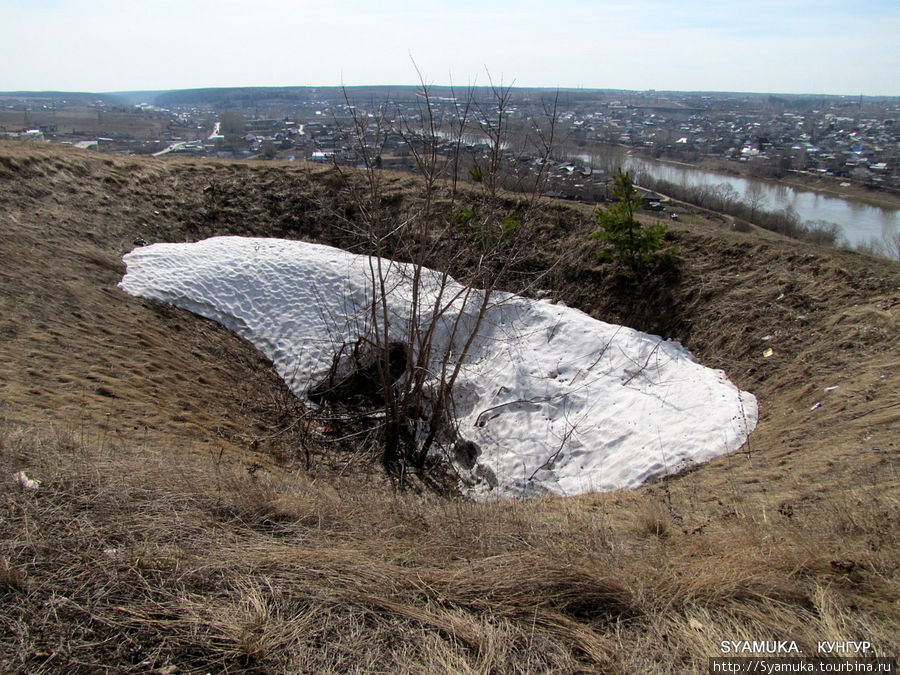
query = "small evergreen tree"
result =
(593, 168, 668, 269)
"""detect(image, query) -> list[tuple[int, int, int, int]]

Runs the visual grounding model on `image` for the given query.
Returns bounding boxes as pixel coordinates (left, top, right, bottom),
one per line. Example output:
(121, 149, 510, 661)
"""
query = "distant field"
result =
(0, 108, 167, 138)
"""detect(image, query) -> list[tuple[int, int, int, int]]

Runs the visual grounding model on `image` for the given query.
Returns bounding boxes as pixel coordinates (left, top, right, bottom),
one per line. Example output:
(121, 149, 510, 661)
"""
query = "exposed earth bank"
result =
(0, 141, 897, 672)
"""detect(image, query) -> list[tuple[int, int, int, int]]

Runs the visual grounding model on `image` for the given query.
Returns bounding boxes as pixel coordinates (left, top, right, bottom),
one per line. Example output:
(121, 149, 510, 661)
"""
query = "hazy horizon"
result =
(4, 85, 899, 100)
(3, 0, 898, 97)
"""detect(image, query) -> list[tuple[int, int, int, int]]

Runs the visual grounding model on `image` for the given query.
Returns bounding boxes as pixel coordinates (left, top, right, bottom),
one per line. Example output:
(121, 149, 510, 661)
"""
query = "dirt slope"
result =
(0, 141, 897, 672)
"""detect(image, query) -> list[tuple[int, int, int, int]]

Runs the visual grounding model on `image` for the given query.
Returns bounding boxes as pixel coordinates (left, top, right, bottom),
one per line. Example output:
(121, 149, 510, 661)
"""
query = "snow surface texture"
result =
(120, 236, 757, 498)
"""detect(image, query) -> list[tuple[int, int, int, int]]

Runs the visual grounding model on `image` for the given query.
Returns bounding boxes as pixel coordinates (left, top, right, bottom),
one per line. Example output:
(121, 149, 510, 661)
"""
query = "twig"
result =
(529, 423, 577, 482)
(622, 341, 663, 386)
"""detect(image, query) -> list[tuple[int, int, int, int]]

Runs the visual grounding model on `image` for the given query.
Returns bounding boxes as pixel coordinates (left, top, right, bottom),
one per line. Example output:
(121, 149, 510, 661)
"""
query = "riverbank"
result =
(780, 171, 900, 210)
(646, 152, 900, 210)
(606, 155, 896, 248)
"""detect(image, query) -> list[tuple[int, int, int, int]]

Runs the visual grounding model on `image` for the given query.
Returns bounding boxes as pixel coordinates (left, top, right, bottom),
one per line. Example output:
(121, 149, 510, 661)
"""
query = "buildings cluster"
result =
(578, 96, 899, 188)
(2, 89, 897, 193)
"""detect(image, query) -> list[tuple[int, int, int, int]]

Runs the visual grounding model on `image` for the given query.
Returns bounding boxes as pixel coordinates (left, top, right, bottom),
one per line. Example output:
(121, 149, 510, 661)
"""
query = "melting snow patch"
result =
(120, 236, 757, 498)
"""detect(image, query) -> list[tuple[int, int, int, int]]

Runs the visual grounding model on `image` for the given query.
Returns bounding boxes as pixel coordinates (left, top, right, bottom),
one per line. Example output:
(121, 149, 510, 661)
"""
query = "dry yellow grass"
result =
(2, 422, 896, 672)
(0, 141, 897, 672)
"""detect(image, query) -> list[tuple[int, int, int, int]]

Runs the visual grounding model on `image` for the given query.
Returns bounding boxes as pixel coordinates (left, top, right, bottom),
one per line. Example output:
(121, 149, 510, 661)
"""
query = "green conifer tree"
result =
(593, 169, 667, 269)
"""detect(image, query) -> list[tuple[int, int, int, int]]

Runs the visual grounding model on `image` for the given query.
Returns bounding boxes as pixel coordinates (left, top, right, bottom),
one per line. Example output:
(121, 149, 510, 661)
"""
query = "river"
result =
(619, 156, 898, 248)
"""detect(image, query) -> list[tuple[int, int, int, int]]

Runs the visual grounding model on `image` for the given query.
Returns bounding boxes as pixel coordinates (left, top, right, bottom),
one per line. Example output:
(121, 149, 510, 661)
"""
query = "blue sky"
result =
(2, 0, 898, 95)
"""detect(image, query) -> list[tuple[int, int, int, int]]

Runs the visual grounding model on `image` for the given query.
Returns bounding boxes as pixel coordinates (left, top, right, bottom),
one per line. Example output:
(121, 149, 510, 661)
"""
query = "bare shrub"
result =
(802, 219, 846, 247)
(856, 231, 900, 261)
(314, 70, 561, 485)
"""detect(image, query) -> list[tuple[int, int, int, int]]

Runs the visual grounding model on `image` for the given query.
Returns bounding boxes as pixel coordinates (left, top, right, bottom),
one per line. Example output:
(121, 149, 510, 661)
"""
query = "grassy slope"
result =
(0, 141, 897, 673)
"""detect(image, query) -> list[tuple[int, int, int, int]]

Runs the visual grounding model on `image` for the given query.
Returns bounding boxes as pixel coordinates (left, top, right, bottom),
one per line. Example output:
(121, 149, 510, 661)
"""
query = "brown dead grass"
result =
(0, 141, 897, 672)
(2, 422, 896, 673)
(0, 108, 166, 140)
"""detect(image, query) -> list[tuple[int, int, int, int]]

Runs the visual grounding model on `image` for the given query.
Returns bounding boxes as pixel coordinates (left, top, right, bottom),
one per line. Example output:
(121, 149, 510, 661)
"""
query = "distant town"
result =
(2, 87, 898, 201)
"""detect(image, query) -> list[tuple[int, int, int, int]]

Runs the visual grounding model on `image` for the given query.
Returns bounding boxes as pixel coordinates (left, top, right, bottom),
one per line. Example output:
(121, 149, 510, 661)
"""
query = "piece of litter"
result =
(824, 386, 840, 392)
(14, 471, 40, 490)
(810, 402, 821, 411)
(763, 348, 774, 358)
(688, 618, 705, 631)
(761, 335, 775, 341)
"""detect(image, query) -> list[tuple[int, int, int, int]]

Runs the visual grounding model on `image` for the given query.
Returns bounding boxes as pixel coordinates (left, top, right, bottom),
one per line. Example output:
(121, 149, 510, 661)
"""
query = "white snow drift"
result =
(120, 236, 757, 497)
